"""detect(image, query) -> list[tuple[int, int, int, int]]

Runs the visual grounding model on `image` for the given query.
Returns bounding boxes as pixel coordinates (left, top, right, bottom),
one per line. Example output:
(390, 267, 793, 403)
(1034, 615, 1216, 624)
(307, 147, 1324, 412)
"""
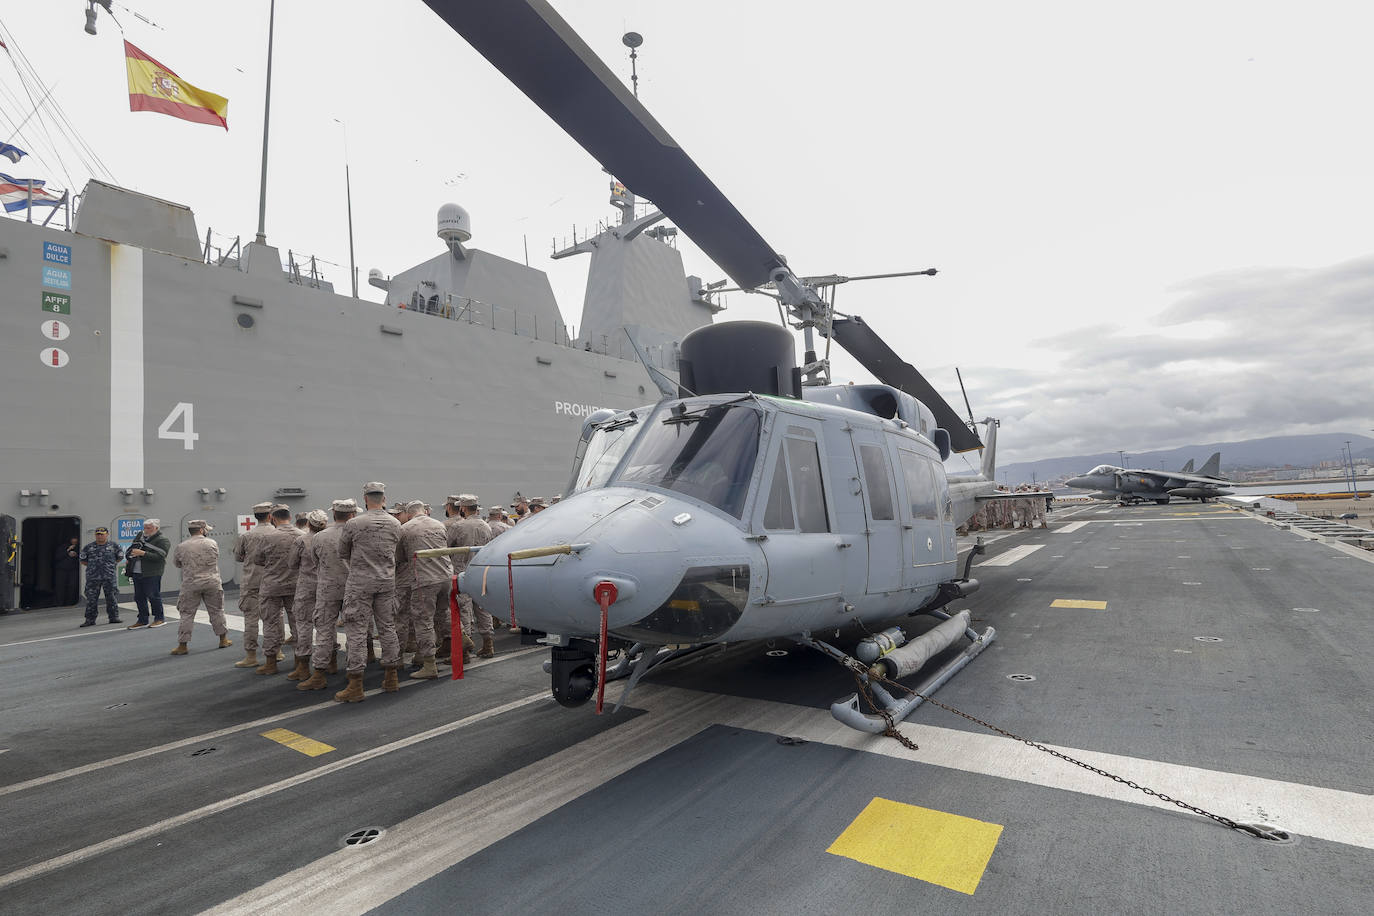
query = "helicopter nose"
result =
(461, 488, 757, 640)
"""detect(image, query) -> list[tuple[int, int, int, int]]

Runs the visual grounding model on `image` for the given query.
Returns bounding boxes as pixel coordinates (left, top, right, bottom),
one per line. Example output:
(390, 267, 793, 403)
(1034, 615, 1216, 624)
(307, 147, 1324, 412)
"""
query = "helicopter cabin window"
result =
(898, 448, 939, 520)
(763, 447, 795, 530)
(614, 402, 761, 518)
(858, 444, 895, 521)
(786, 436, 830, 533)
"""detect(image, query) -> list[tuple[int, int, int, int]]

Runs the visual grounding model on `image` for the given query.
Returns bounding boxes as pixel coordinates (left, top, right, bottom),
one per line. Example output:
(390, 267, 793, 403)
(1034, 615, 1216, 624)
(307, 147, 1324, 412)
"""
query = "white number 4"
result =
(158, 402, 199, 450)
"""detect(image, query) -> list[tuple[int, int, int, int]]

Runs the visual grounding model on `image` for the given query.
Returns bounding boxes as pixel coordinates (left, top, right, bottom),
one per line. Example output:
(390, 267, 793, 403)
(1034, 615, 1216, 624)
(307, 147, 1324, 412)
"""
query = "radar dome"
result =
(367, 268, 383, 281)
(437, 203, 472, 245)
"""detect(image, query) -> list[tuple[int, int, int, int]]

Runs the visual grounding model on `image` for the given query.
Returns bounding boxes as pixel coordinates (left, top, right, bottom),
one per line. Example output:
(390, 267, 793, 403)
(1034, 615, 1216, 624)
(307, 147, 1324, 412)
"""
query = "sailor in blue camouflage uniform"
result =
(78, 527, 124, 627)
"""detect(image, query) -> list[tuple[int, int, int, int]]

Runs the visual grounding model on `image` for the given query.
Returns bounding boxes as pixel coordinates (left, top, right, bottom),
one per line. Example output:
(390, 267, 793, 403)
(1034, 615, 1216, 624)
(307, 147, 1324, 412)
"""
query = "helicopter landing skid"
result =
(799, 611, 997, 734)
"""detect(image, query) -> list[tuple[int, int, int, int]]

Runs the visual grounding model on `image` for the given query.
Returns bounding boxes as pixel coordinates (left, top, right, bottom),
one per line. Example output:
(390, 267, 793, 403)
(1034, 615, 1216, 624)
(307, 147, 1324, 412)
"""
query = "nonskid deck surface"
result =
(0, 503, 1369, 914)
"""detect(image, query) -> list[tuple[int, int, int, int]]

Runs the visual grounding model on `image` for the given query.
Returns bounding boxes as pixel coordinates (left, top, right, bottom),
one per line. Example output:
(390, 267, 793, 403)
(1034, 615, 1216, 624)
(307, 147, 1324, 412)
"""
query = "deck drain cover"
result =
(341, 827, 386, 848)
(1193, 636, 1223, 643)
(765, 649, 788, 657)
(1007, 673, 1036, 682)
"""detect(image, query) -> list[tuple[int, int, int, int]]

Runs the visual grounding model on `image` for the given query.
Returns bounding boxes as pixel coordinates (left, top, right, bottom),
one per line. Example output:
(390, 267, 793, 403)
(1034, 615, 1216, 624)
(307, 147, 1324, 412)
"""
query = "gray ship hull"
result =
(1, 206, 666, 604)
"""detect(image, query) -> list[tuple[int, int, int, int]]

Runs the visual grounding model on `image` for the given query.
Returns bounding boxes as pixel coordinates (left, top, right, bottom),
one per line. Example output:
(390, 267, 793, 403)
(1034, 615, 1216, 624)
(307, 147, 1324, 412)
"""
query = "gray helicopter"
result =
(421, 0, 1044, 735)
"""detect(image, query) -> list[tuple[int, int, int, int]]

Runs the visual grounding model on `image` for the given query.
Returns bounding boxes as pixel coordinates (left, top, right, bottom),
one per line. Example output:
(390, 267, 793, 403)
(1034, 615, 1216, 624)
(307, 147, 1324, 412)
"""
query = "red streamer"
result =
(593, 581, 618, 715)
(506, 554, 518, 630)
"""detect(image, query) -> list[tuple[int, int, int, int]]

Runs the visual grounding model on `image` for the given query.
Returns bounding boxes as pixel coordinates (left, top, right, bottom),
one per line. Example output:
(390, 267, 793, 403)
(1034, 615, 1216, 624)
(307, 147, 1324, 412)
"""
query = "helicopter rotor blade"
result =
(421, 0, 785, 291)
(830, 316, 984, 453)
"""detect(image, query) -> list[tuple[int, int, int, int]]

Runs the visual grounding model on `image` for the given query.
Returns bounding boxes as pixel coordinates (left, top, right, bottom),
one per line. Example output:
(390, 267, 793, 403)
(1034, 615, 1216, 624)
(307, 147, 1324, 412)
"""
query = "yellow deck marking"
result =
(1051, 599, 1108, 609)
(261, 728, 335, 758)
(827, 797, 1002, 895)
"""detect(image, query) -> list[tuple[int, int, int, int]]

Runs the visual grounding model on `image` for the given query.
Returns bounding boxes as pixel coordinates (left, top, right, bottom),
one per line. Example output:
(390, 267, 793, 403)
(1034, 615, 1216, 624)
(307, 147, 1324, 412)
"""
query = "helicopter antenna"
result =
(955, 367, 983, 458)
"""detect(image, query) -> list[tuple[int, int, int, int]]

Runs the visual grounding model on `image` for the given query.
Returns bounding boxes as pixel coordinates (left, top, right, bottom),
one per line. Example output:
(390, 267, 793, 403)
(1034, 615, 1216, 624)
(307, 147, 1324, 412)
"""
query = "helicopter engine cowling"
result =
(678, 321, 801, 399)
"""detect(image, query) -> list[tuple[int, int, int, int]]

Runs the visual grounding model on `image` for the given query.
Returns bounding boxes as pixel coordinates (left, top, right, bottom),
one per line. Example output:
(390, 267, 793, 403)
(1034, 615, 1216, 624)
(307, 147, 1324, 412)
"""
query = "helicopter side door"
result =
(894, 445, 949, 589)
(849, 429, 902, 594)
(756, 422, 848, 611)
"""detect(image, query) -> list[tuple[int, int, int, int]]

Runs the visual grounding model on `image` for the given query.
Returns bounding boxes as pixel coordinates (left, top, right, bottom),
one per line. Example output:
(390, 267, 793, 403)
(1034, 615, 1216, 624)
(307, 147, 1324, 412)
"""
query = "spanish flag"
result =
(124, 41, 228, 129)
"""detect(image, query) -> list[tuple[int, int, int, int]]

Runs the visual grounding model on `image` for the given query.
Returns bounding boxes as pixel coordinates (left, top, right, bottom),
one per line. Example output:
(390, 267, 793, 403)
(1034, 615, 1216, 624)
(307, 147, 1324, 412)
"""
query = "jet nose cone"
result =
(1066, 476, 1089, 488)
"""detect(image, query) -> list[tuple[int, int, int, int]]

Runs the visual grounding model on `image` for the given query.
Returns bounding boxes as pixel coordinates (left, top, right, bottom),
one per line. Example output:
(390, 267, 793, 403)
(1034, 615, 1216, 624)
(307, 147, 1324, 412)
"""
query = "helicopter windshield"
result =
(614, 402, 761, 518)
(569, 414, 642, 494)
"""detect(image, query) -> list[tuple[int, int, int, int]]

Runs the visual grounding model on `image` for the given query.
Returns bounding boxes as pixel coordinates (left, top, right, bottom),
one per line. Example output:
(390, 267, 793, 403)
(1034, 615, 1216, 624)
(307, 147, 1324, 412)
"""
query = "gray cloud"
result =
(953, 254, 1374, 464)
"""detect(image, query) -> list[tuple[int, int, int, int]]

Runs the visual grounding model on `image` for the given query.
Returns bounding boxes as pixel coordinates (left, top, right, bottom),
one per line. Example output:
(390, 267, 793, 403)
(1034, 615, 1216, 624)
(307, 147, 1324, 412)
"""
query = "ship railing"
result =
(396, 293, 680, 371)
(400, 293, 573, 347)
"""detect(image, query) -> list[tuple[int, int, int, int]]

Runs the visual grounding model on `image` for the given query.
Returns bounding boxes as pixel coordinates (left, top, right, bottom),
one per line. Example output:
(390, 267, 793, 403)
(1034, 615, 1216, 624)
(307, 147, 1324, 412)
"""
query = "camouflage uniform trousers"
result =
(310, 598, 344, 670)
(176, 584, 227, 643)
(84, 578, 120, 622)
(396, 585, 413, 652)
(258, 594, 294, 658)
(238, 585, 261, 652)
(433, 586, 452, 639)
(404, 583, 445, 660)
(291, 584, 316, 659)
(466, 593, 495, 638)
(342, 583, 399, 673)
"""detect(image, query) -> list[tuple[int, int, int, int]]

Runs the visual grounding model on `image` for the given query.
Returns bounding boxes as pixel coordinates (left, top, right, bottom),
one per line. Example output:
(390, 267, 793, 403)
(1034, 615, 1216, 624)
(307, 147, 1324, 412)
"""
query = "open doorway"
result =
(20, 516, 83, 610)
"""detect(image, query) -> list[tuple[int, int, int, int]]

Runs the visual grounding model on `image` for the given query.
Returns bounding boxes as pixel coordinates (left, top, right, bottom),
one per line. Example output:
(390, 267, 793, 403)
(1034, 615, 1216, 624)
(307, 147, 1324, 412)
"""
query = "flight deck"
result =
(0, 502, 1369, 915)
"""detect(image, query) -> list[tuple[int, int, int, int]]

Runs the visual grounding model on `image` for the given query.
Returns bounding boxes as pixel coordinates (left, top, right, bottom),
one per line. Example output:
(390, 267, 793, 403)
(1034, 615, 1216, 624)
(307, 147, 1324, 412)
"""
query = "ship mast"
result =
(253, 0, 276, 245)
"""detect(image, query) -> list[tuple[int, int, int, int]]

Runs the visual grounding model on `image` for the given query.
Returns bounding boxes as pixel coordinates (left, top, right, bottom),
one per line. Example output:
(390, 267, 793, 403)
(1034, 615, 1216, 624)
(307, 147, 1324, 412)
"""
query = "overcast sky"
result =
(2, 0, 1371, 468)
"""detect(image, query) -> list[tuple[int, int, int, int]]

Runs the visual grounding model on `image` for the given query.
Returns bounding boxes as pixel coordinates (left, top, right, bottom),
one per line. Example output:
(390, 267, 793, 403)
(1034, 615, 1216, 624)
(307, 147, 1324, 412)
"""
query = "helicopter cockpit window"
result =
(615, 402, 761, 518)
(786, 437, 830, 533)
(898, 449, 939, 520)
(571, 415, 641, 493)
(858, 444, 895, 521)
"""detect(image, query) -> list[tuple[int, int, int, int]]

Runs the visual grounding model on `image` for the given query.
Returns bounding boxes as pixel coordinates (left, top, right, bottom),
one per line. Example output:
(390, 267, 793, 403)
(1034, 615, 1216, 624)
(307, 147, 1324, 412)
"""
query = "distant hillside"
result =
(999, 433, 1374, 485)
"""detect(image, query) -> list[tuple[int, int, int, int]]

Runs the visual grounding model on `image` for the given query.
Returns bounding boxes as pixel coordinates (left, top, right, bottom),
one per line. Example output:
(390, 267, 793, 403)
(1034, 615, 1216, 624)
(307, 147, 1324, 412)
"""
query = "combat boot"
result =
(297, 668, 329, 691)
(326, 649, 338, 675)
(334, 672, 365, 703)
(410, 656, 439, 679)
(234, 650, 259, 668)
(254, 655, 279, 676)
(463, 634, 476, 664)
(170, 643, 188, 656)
(478, 635, 495, 659)
(382, 666, 399, 692)
(435, 636, 452, 661)
(285, 657, 311, 681)
(218, 635, 233, 649)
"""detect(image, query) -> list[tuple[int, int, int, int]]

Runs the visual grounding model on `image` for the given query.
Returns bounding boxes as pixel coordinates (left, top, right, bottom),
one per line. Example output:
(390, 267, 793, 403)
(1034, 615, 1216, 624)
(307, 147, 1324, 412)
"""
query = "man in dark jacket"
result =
(79, 527, 123, 627)
(127, 519, 171, 629)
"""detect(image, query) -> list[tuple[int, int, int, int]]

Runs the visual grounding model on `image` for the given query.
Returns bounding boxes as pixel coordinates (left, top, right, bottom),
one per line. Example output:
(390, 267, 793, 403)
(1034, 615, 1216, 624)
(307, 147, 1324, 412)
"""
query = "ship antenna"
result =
(622, 32, 643, 98)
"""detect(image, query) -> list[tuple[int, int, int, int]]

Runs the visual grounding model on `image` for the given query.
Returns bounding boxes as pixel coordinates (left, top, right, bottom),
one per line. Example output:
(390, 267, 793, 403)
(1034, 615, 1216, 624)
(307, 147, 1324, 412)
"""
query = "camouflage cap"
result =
(528, 497, 547, 508)
(187, 519, 208, 530)
(363, 481, 386, 495)
(444, 494, 463, 506)
(331, 498, 359, 513)
(388, 500, 408, 514)
(272, 504, 290, 513)
(487, 505, 504, 515)
(404, 499, 427, 514)
(456, 493, 479, 508)
(306, 509, 329, 527)
(251, 501, 274, 513)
